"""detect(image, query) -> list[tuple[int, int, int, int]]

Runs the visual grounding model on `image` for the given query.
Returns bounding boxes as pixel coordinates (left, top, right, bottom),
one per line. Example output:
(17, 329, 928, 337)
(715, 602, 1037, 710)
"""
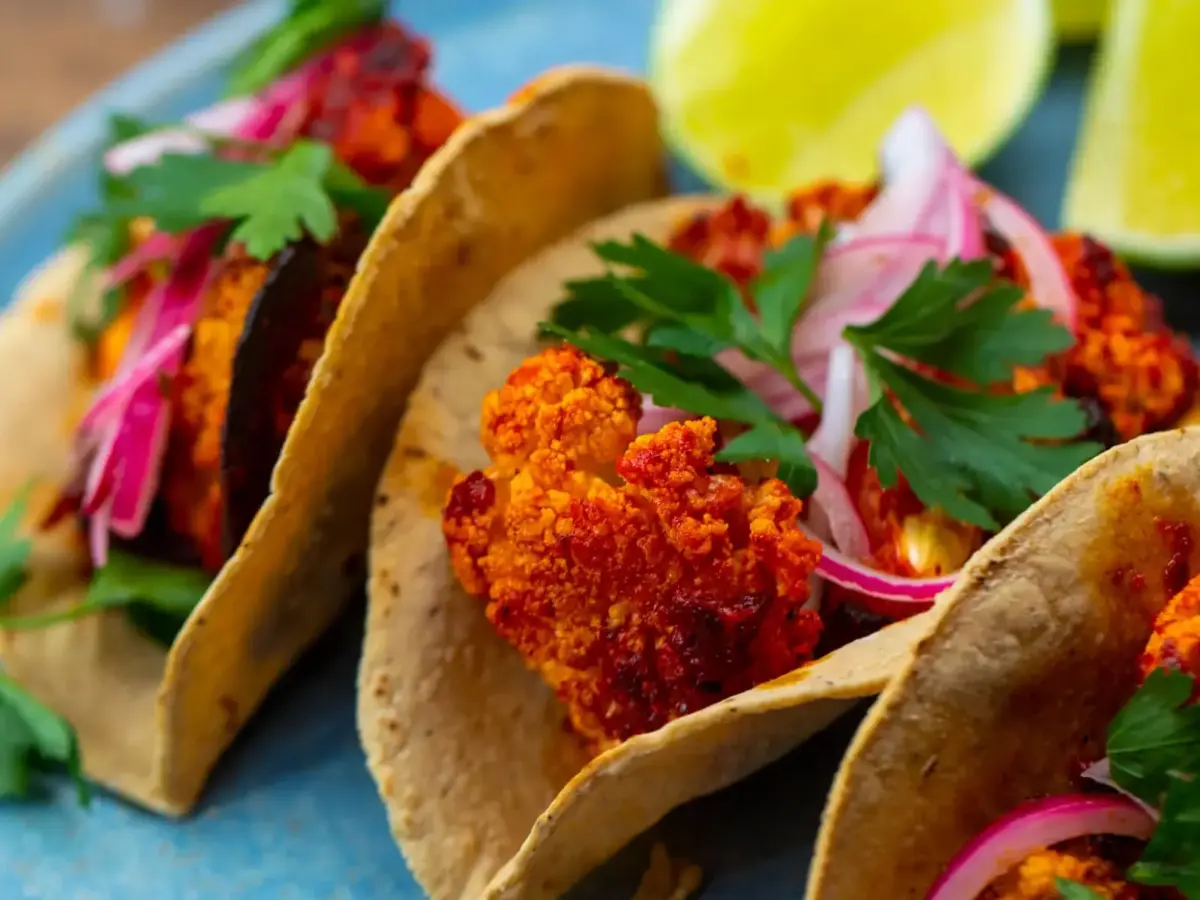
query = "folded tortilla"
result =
(0, 66, 667, 815)
(807, 427, 1200, 899)
(359, 177, 937, 896)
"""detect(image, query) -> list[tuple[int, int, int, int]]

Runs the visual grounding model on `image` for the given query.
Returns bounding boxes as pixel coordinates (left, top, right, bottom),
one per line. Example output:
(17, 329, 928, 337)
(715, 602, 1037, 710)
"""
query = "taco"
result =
(0, 6, 665, 814)
(807, 426, 1200, 900)
(359, 87, 1200, 897)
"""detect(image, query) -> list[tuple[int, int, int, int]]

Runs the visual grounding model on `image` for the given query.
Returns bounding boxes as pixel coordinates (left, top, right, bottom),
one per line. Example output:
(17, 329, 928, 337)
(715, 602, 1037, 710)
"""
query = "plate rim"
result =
(0, 0, 279, 245)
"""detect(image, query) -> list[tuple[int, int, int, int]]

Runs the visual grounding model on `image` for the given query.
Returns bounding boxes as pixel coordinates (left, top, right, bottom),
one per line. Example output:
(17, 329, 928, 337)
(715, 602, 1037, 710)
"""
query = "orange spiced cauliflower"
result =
(666, 182, 877, 289)
(1055, 235, 1198, 442)
(1002, 234, 1198, 441)
(1141, 572, 1200, 685)
(443, 346, 824, 749)
(984, 843, 1141, 900)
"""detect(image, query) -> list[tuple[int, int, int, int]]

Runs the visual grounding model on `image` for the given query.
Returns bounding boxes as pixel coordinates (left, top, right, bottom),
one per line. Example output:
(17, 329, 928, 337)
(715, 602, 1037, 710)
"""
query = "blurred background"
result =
(0, 0, 231, 163)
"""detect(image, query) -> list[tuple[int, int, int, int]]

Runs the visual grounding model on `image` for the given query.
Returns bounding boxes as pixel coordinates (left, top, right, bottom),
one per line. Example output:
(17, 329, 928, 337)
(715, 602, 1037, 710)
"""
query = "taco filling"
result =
(922, 571, 1200, 900)
(443, 347, 825, 749)
(435, 107, 1200, 751)
(66, 12, 456, 587)
(0, 1, 462, 797)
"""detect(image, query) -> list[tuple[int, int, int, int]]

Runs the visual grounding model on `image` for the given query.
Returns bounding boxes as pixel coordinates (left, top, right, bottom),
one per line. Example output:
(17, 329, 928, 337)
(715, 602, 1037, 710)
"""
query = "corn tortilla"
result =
(806, 427, 1200, 899)
(0, 66, 666, 815)
(360, 192, 936, 899)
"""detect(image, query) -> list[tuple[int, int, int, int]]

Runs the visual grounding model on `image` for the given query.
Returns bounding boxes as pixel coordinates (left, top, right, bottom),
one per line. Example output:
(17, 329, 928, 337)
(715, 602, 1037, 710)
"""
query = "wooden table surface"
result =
(0, 0, 236, 164)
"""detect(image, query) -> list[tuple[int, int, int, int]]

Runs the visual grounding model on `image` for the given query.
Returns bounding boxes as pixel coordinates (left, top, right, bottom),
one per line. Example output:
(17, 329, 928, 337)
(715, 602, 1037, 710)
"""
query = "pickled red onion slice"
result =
(800, 529, 954, 607)
(806, 342, 863, 477)
(104, 98, 259, 175)
(972, 179, 1078, 332)
(926, 794, 1154, 900)
(81, 226, 219, 565)
(77, 323, 190, 437)
(105, 231, 180, 289)
(808, 454, 870, 563)
(792, 235, 945, 366)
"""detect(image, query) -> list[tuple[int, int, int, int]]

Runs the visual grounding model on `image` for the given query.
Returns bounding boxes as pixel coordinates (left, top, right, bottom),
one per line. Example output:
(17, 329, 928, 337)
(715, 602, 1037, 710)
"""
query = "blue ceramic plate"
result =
(3, 3, 1199, 898)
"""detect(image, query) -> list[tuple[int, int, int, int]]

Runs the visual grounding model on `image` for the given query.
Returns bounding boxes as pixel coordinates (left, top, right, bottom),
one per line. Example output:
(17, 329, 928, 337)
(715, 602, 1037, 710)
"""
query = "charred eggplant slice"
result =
(220, 225, 368, 556)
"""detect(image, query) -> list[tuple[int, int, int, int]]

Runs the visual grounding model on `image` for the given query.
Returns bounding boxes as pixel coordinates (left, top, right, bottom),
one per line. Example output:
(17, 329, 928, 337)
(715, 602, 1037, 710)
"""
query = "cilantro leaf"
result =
(542, 325, 777, 424)
(0, 484, 33, 605)
(540, 324, 817, 497)
(549, 278, 644, 334)
(644, 322, 731, 360)
(592, 234, 734, 319)
(920, 289, 1076, 384)
(1055, 878, 1105, 900)
(845, 259, 1101, 529)
(716, 422, 817, 497)
(202, 142, 339, 259)
(1108, 668, 1200, 806)
(325, 159, 391, 231)
(0, 672, 88, 805)
(110, 153, 260, 233)
(227, 0, 387, 97)
(65, 113, 156, 343)
(0, 550, 210, 645)
(1129, 773, 1200, 898)
(752, 221, 833, 361)
(854, 399, 987, 526)
(106, 141, 388, 262)
(541, 230, 840, 495)
(571, 231, 826, 407)
(847, 259, 1076, 385)
(589, 235, 764, 360)
(107, 111, 155, 143)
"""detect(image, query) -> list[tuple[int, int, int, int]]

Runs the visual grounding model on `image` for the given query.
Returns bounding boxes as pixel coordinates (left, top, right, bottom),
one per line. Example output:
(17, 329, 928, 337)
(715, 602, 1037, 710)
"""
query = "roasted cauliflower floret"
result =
(443, 346, 824, 750)
(1054, 235, 1196, 441)
(665, 183, 877, 289)
(985, 845, 1141, 900)
(1142, 572, 1200, 685)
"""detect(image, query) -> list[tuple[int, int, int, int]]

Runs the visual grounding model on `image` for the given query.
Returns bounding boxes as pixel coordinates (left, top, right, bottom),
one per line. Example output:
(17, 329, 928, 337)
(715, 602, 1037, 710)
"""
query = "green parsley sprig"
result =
(0, 486, 88, 805)
(0, 483, 32, 604)
(66, 135, 388, 347)
(67, 113, 155, 342)
(0, 549, 210, 645)
(227, 0, 387, 97)
(0, 673, 88, 805)
(545, 233, 1098, 529)
(543, 227, 835, 497)
(1101, 668, 1200, 897)
(1055, 878, 1104, 899)
(0, 486, 210, 805)
(844, 259, 1097, 528)
(1059, 668, 1200, 898)
(1108, 667, 1200, 804)
(106, 141, 387, 260)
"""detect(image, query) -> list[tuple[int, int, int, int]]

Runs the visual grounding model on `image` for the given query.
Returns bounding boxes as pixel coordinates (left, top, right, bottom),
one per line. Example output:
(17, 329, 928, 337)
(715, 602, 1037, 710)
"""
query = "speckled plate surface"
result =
(3, 3, 1200, 898)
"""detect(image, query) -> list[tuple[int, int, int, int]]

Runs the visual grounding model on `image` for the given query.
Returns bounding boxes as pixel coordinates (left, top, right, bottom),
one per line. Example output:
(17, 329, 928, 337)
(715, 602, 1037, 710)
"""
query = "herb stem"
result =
(784, 366, 824, 416)
(770, 350, 823, 415)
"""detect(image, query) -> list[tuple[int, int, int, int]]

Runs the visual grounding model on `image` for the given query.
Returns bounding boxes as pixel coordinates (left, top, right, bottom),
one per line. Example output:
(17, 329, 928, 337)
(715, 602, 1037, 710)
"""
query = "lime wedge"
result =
(1063, 0, 1200, 266)
(648, 0, 1054, 199)
(1053, 0, 1109, 40)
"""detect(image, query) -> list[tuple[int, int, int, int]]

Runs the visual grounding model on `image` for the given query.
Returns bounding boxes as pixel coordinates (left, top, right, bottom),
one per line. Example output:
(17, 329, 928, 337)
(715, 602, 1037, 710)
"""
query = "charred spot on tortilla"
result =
(220, 224, 368, 556)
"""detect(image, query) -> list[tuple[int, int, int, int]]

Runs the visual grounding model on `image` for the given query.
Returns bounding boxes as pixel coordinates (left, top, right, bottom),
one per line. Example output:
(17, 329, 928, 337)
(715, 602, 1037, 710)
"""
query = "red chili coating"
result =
(1142, 571, 1200, 688)
(295, 22, 464, 191)
(441, 346, 823, 750)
